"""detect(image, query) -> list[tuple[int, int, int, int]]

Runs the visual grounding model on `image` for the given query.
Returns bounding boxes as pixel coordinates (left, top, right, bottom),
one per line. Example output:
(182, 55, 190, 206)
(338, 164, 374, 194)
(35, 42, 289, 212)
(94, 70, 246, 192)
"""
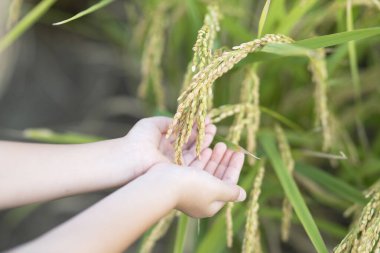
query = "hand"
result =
(148, 143, 246, 218)
(121, 116, 217, 179)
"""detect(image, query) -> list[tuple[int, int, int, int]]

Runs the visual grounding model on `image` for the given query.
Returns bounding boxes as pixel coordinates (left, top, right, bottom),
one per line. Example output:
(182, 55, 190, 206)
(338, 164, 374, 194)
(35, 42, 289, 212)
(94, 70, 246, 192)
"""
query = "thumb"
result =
(217, 182, 246, 202)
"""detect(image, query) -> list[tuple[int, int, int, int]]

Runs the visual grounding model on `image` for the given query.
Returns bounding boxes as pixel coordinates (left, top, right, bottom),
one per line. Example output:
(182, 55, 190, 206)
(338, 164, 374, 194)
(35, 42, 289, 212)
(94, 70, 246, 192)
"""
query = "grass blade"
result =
(296, 27, 380, 49)
(260, 133, 328, 253)
(0, 0, 56, 53)
(173, 214, 189, 253)
(23, 128, 104, 144)
(295, 163, 366, 205)
(276, 0, 318, 34)
(53, 0, 115, 25)
(346, 0, 361, 98)
(257, 0, 271, 38)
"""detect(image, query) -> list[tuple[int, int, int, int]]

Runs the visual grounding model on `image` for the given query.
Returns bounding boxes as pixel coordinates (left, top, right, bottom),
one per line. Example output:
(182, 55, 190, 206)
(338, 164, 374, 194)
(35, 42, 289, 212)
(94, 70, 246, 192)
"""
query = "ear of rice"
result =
(138, 3, 169, 110)
(308, 49, 332, 152)
(167, 34, 292, 164)
(140, 210, 178, 253)
(275, 124, 295, 242)
(242, 164, 265, 253)
(226, 202, 234, 248)
(334, 183, 380, 253)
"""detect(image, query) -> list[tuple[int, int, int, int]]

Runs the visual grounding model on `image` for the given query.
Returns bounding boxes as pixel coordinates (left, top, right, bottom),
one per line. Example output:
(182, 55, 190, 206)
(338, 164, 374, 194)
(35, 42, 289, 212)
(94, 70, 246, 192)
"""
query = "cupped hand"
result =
(149, 143, 246, 218)
(122, 117, 216, 178)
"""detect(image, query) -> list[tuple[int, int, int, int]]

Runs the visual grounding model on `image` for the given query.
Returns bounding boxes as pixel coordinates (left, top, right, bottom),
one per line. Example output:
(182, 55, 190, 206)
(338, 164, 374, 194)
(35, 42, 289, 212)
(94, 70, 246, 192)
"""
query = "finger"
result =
(184, 123, 216, 151)
(189, 148, 212, 169)
(206, 201, 224, 217)
(201, 124, 217, 150)
(182, 124, 216, 165)
(216, 182, 246, 202)
(204, 143, 227, 174)
(222, 152, 245, 184)
(214, 149, 234, 179)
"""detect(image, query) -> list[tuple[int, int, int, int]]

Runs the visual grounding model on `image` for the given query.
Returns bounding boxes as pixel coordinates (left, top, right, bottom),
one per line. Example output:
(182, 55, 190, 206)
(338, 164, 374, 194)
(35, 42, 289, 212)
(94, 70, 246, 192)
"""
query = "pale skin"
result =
(0, 117, 246, 253)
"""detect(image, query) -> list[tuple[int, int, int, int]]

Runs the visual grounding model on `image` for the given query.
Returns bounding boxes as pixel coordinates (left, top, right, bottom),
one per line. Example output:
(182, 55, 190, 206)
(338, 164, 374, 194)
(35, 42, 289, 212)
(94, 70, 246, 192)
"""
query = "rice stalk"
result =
(334, 182, 380, 253)
(140, 210, 177, 253)
(167, 34, 292, 164)
(138, 2, 169, 110)
(308, 49, 333, 152)
(6, 0, 23, 29)
(218, 69, 261, 247)
(242, 164, 265, 253)
(275, 124, 295, 242)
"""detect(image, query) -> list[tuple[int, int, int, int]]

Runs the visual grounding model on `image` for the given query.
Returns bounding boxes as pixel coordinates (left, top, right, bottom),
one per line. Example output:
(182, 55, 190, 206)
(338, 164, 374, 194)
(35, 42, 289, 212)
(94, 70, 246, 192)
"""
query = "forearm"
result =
(0, 139, 134, 209)
(10, 170, 177, 253)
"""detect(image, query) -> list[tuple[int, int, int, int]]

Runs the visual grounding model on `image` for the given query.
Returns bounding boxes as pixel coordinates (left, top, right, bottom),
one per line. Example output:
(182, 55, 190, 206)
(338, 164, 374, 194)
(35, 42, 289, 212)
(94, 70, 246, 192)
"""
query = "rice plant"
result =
(1, 0, 380, 252)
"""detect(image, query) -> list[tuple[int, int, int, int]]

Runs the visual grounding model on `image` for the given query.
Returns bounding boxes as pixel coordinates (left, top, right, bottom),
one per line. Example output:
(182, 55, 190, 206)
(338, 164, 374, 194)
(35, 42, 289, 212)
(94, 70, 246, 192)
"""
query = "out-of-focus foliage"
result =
(1, 0, 380, 252)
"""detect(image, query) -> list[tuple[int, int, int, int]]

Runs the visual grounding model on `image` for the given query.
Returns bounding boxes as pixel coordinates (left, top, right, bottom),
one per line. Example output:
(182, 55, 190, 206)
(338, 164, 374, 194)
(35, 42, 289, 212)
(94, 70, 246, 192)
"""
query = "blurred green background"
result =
(0, 0, 380, 252)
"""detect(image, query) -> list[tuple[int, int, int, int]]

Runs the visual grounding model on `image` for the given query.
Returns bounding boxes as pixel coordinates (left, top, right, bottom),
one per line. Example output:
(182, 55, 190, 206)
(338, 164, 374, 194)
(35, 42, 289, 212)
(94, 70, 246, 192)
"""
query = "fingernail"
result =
(237, 188, 246, 202)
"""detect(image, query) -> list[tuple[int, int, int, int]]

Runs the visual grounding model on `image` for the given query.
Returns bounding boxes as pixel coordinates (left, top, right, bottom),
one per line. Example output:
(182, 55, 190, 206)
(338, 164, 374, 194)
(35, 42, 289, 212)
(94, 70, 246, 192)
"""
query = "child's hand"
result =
(121, 116, 216, 179)
(148, 143, 246, 218)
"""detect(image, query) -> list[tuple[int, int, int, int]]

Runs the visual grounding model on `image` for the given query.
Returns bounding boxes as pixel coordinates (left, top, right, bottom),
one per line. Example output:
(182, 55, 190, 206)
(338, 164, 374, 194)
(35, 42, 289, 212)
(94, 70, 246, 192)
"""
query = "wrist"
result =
(87, 138, 136, 187)
(144, 163, 182, 209)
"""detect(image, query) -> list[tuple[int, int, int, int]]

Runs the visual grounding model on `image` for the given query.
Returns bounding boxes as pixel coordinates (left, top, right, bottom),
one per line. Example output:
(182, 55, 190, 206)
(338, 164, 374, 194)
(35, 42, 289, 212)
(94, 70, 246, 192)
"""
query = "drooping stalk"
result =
(0, 0, 56, 53)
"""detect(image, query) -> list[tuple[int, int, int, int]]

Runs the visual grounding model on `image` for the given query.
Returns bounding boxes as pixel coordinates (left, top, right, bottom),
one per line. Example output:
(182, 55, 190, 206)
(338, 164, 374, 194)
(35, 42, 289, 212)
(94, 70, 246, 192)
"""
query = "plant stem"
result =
(173, 214, 189, 253)
(0, 0, 56, 53)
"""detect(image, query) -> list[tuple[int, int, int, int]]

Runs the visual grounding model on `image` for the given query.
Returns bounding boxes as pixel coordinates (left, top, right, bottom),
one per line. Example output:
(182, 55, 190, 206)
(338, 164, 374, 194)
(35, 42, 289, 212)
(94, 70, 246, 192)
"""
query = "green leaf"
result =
(258, 0, 271, 38)
(240, 27, 380, 65)
(276, 0, 318, 34)
(23, 129, 104, 144)
(260, 133, 328, 253)
(295, 163, 366, 205)
(0, 0, 56, 53)
(295, 27, 380, 49)
(53, 0, 115, 25)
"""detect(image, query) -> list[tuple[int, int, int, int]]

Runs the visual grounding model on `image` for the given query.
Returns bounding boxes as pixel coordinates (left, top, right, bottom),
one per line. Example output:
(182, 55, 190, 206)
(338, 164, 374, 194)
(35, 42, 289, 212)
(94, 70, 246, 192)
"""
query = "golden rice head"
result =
(281, 198, 293, 242)
(334, 184, 380, 253)
(242, 164, 265, 253)
(226, 202, 234, 248)
(184, 3, 221, 91)
(227, 108, 245, 144)
(167, 34, 292, 164)
(196, 85, 208, 156)
(140, 210, 177, 253)
(138, 3, 167, 110)
(210, 104, 245, 123)
(275, 124, 295, 242)
(244, 69, 261, 165)
(308, 49, 332, 151)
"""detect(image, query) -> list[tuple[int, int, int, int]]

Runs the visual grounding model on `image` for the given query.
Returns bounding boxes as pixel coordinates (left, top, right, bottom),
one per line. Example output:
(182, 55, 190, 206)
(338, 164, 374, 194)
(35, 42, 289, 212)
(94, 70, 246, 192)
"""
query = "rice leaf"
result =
(53, 0, 115, 25)
(23, 129, 104, 144)
(260, 133, 328, 253)
(257, 0, 271, 38)
(276, 0, 318, 34)
(295, 163, 366, 205)
(0, 0, 56, 53)
(295, 27, 380, 49)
